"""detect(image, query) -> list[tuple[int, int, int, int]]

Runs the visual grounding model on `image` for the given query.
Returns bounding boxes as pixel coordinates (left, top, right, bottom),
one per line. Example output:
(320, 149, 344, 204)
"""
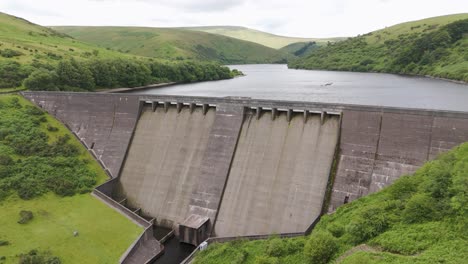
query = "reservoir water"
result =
(129, 64, 468, 112)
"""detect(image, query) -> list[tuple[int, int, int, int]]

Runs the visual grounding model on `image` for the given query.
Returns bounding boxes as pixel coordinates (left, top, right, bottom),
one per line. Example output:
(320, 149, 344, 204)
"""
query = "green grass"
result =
(185, 26, 344, 49)
(0, 95, 142, 263)
(194, 142, 468, 264)
(52, 26, 291, 64)
(290, 13, 468, 82)
(0, 194, 142, 264)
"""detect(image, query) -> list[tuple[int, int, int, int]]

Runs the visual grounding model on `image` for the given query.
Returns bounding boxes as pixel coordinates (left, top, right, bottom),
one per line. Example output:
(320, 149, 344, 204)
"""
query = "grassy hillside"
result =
(194, 142, 468, 264)
(290, 14, 468, 82)
(0, 12, 130, 65)
(52, 26, 290, 64)
(0, 95, 142, 263)
(185, 26, 344, 49)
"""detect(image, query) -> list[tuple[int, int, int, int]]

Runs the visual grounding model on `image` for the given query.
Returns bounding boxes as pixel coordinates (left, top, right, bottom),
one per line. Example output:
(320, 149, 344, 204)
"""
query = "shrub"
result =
(18, 250, 61, 264)
(304, 231, 338, 264)
(23, 70, 59, 91)
(0, 49, 23, 58)
(0, 240, 9, 246)
(47, 124, 58, 132)
(254, 255, 279, 264)
(346, 205, 389, 243)
(0, 155, 13, 166)
(18, 210, 34, 224)
(402, 193, 436, 223)
(266, 238, 287, 257)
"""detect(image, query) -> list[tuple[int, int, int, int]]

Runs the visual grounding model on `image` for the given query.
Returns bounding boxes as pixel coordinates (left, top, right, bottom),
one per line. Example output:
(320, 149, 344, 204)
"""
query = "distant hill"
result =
(184, 26, 344, 49)
(52, 26, 291, 64)
(290, 14, 468, 82)
(280, 41, 320, 57)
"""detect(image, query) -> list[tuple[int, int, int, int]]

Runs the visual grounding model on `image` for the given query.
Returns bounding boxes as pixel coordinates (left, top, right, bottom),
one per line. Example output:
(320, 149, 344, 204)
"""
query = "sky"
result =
(0, 0, 467, 38)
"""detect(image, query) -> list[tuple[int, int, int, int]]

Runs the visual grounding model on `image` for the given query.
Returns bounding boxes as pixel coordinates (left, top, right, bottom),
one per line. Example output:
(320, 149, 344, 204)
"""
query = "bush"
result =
(254, 255, 279, 264)
(0, 240, 9, 246)
(18, 250, 61, 264)
(23, 70, 59, 91)
(0, 155, 13, 166)
(402, 193, 436, 223)
(47, 124, 58, 132)
(265, 238, 287, 257)
(0, 49, 22, 58)
(346, 206, 389, 243)
(304, 231, 338, 264)
(18, 210, 34, 224)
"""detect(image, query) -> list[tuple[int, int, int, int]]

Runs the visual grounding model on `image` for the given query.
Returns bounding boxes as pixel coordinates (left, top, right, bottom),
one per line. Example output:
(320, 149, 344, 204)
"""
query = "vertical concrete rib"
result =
(186, 103, 245, 234)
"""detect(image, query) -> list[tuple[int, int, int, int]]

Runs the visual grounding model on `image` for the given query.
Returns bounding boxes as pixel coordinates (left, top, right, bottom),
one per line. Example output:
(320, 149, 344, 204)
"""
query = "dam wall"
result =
(329, 110, 468, 211)
(21, 92, 468, 250)
(22, 92, 140, 178)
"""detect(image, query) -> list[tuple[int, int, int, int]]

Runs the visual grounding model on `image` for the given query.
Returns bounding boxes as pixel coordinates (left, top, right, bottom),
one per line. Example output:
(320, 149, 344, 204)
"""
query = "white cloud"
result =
(0, 0, 466, 37)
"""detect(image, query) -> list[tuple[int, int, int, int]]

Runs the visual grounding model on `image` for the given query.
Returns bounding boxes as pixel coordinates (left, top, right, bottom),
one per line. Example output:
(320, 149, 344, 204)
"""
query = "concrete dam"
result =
(22, 92, 468, 263)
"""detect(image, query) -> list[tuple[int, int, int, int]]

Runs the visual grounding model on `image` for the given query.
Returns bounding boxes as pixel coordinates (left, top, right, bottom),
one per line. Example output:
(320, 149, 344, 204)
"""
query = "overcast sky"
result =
(1, 0, 467, 38)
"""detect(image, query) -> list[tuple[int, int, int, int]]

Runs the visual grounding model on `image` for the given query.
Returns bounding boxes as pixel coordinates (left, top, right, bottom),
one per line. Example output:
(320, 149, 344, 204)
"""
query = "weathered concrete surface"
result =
(187, 103, 245, 234)
(22, 92, 139, 177)
(214, 111, 340, 237)
(116, 104, 216, 229)
(329, 110, 468, 211)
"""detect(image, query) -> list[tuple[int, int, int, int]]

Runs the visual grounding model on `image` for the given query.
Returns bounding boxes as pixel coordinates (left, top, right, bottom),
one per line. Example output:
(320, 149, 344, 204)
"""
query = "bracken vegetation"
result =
(0, 96, 97, 200)
(194, 142, 468, 263)
(290, 14, 468, 82)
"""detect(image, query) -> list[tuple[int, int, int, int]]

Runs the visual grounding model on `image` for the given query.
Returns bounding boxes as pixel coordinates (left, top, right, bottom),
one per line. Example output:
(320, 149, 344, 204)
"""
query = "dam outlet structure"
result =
(22, 92, 468, 264)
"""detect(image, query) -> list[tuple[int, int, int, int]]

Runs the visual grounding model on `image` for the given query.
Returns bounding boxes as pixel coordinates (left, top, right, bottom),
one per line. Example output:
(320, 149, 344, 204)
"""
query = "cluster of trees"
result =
(0, 97, 97, 200)
(195, 142, 468, 263)
(20, 58, 235, 91)
(290, 18, 468, 82)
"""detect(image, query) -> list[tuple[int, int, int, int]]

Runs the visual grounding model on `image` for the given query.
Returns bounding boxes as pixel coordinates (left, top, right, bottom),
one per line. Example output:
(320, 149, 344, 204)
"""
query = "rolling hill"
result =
(0, 12, 133, 65)
(290, 13, 468, 82)
(0, 12, 239, 91)
(184, 26, 344, 49)
(52, 26, 291, 64)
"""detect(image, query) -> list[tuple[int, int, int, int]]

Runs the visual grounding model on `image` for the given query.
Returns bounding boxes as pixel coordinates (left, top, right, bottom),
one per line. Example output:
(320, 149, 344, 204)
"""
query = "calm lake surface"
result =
(130, 64, 468, 112)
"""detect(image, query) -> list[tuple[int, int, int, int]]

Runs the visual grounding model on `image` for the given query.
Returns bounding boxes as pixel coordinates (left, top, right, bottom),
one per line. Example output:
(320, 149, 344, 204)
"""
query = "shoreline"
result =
(288, 66, 467, 85)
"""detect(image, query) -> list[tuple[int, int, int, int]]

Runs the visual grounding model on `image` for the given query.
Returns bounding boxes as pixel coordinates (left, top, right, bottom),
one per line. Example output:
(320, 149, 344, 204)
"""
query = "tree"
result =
(23, 70, 59, 91)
